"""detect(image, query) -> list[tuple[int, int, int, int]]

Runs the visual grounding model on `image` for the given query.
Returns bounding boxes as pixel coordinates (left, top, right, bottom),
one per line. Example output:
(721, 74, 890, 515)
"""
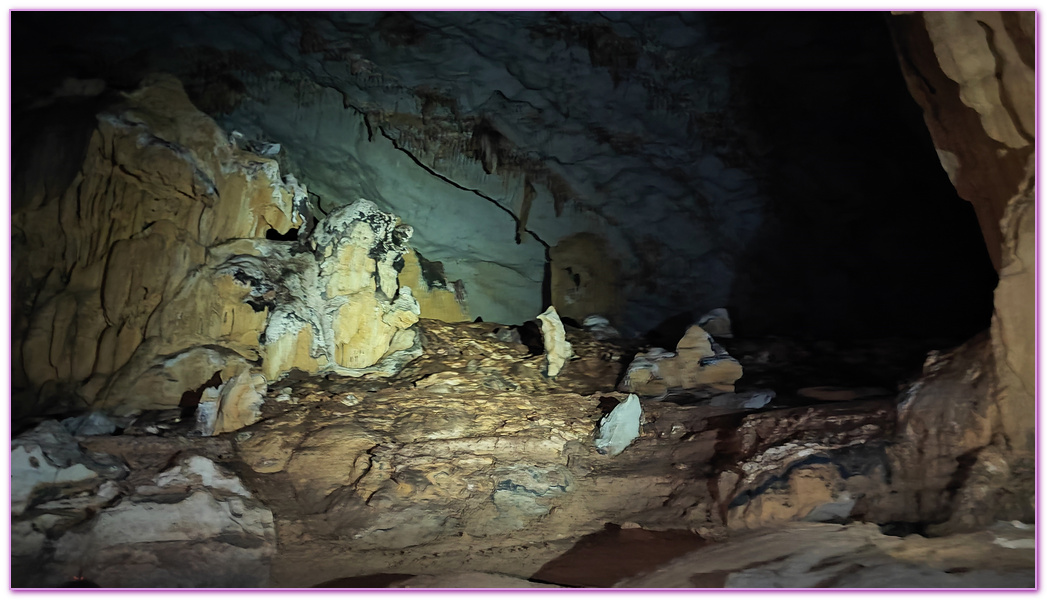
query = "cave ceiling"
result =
(12, 10, 996, 339)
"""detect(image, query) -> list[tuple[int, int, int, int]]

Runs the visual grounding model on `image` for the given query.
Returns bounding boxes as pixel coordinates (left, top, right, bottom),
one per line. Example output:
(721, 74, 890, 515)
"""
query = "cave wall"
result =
(890, 11, 1035, 453)
(11, 11, 995, 341)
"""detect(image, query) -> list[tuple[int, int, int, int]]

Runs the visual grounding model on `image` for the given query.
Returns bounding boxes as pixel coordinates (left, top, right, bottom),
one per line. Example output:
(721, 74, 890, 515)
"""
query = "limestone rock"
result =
(537, 306, 572, 378)
(697, 308, 733, 339)
(549, 233, 621, 323)
(47, 455, 275, 588)
(620, 325, 742, 396)
(990, 158, 1034, 454)
(594, 394, 643, 456)
(892, 10, 1034, 459)
(194, 367, 267, 436)
(853, 333, 1032, 532)
(11, 421, 126, 515)
(12, 75, 423, 418)
(707, 389, 774, 410)
(616, 522, 1034, 588)
(393, 572, 562, 588)
(399, 250, 469, 322)
(61, 411, 118, 436)
(726, 463, 846, 529)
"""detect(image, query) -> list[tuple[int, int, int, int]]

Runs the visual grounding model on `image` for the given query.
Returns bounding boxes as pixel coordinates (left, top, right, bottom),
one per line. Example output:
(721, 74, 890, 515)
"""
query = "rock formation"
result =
(536, 306, 573, 378)
(7, 10, 1036, 591)
(888, 10, 1035, 529)
(620, 325, 743, 396)
(13, 75, 422, 421)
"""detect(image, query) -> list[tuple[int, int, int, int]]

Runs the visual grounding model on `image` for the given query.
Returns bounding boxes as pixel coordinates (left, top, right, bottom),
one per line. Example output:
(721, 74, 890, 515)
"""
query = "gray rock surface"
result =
(707, 389, 774, 410)
(11, 421, 125, 515)
(61, 412, 118, 436)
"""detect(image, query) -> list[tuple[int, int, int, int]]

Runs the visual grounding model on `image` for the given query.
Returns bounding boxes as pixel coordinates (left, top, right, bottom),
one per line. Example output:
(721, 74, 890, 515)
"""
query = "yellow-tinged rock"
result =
(13, 75, 422, 420)
(398, 250, 469, 322)
(620, 325, 742, 395)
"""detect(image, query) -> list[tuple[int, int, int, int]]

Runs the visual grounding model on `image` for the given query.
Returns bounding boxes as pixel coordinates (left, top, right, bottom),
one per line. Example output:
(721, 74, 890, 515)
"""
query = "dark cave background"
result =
(11, 10, 997, 344)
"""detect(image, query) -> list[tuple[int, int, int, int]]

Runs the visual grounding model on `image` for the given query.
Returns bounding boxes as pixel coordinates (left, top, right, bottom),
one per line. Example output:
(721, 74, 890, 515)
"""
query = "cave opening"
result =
(8, 10, 1034, 590)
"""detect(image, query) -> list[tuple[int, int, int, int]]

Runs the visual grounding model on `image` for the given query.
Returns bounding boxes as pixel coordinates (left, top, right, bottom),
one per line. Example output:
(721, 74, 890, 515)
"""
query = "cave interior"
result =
(8, 10, 1036, 589)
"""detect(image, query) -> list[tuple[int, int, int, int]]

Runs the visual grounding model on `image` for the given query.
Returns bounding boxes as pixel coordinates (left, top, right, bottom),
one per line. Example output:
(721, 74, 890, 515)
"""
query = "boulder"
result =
(11, 421, 126, 516)
(582, 314, 621, 340)
(620, 325, 742, 396)
(61, 411, 118, 436)
(863, 333, 1033, 531)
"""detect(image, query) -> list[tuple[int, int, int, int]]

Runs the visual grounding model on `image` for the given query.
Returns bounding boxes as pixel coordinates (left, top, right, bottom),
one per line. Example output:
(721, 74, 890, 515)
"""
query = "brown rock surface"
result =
(13, 75, 422, 420)
(621, 325, 743, 396)
(892, 10, 1034, 454)
(859, 333, 1033, 531)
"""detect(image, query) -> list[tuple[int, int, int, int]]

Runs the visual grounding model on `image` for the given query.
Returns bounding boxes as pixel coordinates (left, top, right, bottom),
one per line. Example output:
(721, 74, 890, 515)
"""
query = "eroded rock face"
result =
(889, 10, 1035, 525)
(893, 11, 1033, 438)
(13, 75, 421, 420)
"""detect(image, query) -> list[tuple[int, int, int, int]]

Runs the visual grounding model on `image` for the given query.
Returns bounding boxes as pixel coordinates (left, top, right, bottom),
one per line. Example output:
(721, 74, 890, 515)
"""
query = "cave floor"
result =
(26, 319, 1033, 588)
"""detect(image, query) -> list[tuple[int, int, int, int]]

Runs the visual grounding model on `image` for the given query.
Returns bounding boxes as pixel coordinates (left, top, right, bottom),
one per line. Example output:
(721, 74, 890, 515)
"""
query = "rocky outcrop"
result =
(620, 325, 742, 396)
(11, 421, 126, 516)
(22, 454, 275, 588)
(860, 333, 1033, 531)
(889, 10, 1035, 526)
(13, 75, 421, 420)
